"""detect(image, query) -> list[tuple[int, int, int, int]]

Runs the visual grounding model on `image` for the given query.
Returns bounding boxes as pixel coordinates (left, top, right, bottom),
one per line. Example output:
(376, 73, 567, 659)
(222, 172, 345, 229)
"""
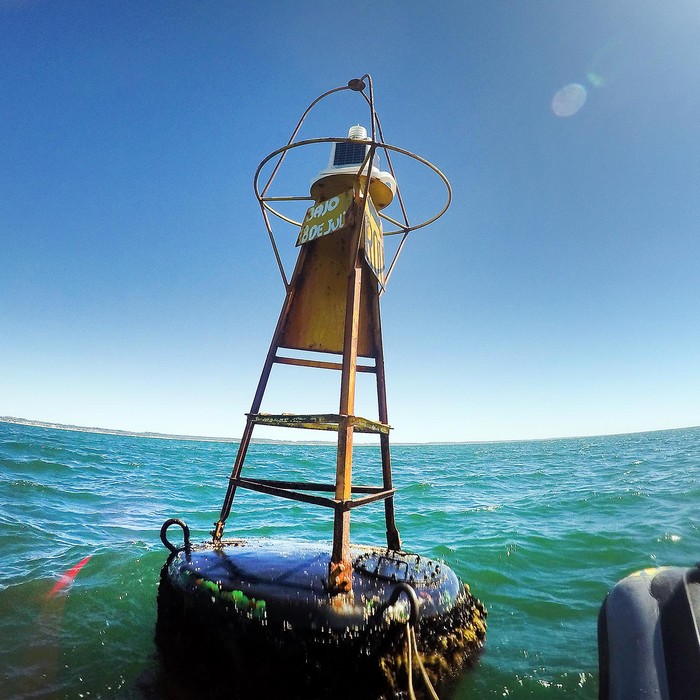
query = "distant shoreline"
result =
(0, 416, 241, 443)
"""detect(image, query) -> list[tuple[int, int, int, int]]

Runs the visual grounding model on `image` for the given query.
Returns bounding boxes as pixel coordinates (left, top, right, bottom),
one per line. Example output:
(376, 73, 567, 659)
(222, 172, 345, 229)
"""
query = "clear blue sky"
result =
(2, 1, 699, 442)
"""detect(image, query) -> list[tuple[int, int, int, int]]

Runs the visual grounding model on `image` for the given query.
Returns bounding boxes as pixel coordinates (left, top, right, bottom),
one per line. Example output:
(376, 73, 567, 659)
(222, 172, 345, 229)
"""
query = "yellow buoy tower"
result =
(157, 75, 486, 699)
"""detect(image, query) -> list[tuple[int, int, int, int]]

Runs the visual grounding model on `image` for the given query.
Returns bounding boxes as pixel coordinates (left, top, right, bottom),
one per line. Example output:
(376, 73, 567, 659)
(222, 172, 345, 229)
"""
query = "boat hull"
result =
(598, 565, 700, 700)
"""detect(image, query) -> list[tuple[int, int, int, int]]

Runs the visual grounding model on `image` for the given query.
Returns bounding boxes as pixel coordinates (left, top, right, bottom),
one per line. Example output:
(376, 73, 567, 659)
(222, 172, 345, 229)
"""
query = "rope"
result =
(384, 583, 442, 699)
(404, 621, 440, 700)
(406, 621, 415, 700)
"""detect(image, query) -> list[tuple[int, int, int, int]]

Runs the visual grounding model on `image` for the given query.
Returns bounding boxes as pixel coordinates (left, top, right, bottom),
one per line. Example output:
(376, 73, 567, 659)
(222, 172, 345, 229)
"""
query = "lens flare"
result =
(551, 83, 587, 117)
(586, 72, 604, 88)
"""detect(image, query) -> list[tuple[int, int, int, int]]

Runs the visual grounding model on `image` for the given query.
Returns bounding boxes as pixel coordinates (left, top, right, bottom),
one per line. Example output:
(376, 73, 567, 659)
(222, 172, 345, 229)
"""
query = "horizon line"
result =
(1, 415, 698, 447)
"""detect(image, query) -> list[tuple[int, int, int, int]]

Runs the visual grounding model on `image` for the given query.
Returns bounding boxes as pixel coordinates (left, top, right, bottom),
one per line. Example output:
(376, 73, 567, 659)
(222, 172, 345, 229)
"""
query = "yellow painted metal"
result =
(279, 220, 379, 357)
(296, 189, 354, 247)
(362, 197, 385, 286)
(310, 173, 394, 210)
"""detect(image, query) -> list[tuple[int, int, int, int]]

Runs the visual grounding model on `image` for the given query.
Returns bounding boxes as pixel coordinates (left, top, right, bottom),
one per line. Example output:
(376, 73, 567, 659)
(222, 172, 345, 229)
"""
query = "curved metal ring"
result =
(160, 518, 191, 555)
(386, 581, 421, 627)
(253, 137, 451, 236)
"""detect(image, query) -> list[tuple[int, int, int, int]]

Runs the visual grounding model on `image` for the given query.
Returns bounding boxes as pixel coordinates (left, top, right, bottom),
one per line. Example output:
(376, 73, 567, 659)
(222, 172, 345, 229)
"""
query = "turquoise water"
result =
(1, 421, 698, 699)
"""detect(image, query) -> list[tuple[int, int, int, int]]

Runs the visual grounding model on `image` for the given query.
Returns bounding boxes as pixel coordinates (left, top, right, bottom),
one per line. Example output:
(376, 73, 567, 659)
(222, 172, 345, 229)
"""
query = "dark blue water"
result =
(1, 420, 698, 698)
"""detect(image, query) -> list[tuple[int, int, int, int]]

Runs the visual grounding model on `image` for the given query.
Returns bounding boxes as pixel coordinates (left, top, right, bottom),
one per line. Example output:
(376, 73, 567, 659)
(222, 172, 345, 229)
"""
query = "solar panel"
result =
(333, 142, 368, 167)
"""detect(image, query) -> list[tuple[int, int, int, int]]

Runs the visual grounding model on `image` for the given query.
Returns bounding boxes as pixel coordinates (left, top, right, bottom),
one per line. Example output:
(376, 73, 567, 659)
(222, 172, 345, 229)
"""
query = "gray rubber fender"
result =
(598, 567, 670, 700)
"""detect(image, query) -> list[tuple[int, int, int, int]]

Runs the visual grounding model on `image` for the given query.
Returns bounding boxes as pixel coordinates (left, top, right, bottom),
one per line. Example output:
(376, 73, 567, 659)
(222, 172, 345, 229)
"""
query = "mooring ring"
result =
(160, 518, 191, 555)
(386, 581, 421, 627)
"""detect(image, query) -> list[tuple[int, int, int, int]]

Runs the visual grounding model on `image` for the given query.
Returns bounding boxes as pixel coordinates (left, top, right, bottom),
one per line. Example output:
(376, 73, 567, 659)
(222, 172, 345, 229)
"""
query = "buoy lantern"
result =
(156, 75, 486, 699)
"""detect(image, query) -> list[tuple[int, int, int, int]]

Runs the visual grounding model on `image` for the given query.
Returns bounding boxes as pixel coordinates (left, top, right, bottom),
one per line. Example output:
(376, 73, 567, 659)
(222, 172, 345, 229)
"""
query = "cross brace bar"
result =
(233, 476, 395, 510)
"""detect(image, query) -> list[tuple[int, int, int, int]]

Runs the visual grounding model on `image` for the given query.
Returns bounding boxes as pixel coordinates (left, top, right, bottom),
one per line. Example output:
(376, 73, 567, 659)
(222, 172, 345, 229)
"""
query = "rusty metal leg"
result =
(329, 252, 362, 592)
(380, 433, 401, 551)
(213, 248, 310, 544)
(211, 415, 256, 543)
(371, 282, 401, 551)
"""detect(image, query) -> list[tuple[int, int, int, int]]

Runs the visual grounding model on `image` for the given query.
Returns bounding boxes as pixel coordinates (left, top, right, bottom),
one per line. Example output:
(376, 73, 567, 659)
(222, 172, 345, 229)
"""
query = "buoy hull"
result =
(156, 538, 486, 699)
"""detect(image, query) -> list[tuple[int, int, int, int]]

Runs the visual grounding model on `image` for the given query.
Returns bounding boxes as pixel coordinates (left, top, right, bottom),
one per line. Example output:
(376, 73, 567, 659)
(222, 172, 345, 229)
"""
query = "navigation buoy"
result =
(156, 76, 486, 699)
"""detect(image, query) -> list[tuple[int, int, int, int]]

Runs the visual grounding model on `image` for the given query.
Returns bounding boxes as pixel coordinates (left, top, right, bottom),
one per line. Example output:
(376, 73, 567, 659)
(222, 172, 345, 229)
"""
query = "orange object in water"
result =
(47, 555, 91, 598)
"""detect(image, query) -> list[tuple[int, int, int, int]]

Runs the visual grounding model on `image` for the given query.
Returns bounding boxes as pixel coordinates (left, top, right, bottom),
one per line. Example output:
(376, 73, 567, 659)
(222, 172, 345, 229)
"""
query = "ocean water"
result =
(1, 420, 698, 699)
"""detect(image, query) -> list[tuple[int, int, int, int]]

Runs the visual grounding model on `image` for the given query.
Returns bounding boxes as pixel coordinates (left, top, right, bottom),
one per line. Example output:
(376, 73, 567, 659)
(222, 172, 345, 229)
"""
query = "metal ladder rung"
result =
(248, 413, 391, 434)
